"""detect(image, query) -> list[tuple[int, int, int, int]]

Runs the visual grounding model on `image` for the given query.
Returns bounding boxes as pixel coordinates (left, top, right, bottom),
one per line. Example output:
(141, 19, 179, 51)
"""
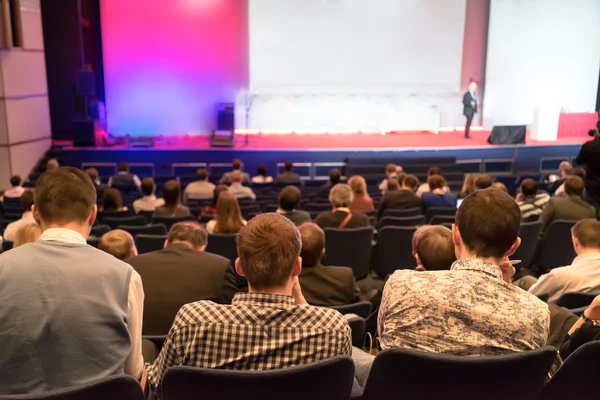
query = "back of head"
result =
(284, 161, 293, 172)
(562, 166, 575, 177)
(427, 174, 447, 191)
(237, 213, 301, 290)
(573, 168, 586, 179)
(348, 175, 367, 196)
(387, 178, 400, 192)
(396, 172, 407, 186)
(571, 219, 600, 249)
(462, 174, 477, 195)
(196, 169, 208, 181)
(386, 163, 397, 175)
(415, 226, 456, 271)
(13, 223, 41, 248)
(492, 182, 508, 193)
(231, 170, 242, 183)
(167, 221, 208, 250)
(102, 188, 123, 211)
(456, 188, 521, 259)
(299, 222, 325, 267)
(118, 162, 129, 173)
(564, 175, 585, 197)
(257, 164, 267, 176)
(10, 175, 21, 187)
(46, 158, 59, 172)
(279, 185, 301, 211)
(99, 230, 135, 260)
(85, 168, 99, 183)
(329, 183, 353, 208)
(215, 191, 243, 233)
(20, 189, 35, 212)
(428, 166, 442, 177)
(403, 174, 419, 191)
(232, 159, 242, 170)
(329, 169, 341, 185)
(475, 174, 492, 190)
(141, 178, 156, 196)
(520, 179, 538, 197)
(163, 180, 181, 206)
(34, 167, 96, 226)
(212, 184, 229, 207)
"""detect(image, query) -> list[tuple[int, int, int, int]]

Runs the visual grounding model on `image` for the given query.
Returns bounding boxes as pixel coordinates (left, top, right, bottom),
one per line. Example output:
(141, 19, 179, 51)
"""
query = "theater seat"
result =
(118, 224, 168, 237)
(135, 234, 168, 254)
(323, 227, 374, 280)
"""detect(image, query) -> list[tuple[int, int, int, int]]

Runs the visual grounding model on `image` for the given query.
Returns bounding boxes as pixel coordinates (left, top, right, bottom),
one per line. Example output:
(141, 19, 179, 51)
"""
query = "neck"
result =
(248, 284, 292, 297)
(169, 240, 198, 250)
(432, 189, 445, 194)
(41, 223, 90, 239)
(457, 248, 501, 267)
(577, 248, 600, 256)
(401, 186, 413, 191)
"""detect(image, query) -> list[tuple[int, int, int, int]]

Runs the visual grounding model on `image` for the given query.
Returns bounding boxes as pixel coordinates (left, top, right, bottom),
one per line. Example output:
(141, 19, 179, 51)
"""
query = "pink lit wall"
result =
(100, 0, 248, 136)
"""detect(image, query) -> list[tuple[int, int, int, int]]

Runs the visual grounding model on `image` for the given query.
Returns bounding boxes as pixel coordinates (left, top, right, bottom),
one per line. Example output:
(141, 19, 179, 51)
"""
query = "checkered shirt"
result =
(148, 292, 352, 396)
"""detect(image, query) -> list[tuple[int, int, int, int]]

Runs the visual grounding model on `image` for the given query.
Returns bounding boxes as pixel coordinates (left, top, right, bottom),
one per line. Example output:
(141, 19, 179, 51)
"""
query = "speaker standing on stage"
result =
(462, 81, 478, 139)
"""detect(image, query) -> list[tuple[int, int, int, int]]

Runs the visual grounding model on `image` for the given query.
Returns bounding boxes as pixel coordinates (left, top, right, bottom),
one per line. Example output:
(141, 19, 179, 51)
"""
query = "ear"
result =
(572, 235, 579, 251)
(415, 253, 423, 267)
(199, 245, 206, 252)
(88, 204, 98, 227)
(32, 205, 41, 226)
(292, 256, 302, 278)
(235, 258, 246, 277)
(452, 224, 461, 247)
(163, 239, 169, 249)
(504, 236, 522, 258)
(131, 245, 139, 257)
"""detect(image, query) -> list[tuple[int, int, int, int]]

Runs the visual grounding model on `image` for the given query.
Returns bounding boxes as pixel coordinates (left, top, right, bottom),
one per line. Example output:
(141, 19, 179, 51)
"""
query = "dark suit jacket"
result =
(377, 190, 422, 220)
(278, 210, 311, 226)
(540, 195, 597, 232)
(276, 172, 301, 185)
(463, 91, 477, 117)
(299, 263, 359, 306)
(547, 178, 566, 195)
(126, 243, 237, 335)
(315, 210, 370, 229)
(576, 138, 600, 199)
(219, 171, 251, 184)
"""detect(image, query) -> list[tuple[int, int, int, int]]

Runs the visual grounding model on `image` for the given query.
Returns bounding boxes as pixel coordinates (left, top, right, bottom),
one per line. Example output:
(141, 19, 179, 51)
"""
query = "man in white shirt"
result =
(529, 219, 600, 302)
(416, 167, 450, 197)
(3, 175, 25, 198)
(2, 189, 36, 241)
(228, 170, 256, 200)
(133, 178, 165, 213)
(183, 169, 215, 202)
(378, 163, 399, 192)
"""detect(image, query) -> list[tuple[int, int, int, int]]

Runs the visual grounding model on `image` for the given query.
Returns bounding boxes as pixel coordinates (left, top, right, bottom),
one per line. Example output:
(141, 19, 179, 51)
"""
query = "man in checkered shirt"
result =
(148, 213, 352, 397)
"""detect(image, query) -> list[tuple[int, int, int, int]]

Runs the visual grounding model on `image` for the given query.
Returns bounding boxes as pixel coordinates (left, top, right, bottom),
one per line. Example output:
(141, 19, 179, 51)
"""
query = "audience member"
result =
(0, 167, 144, 392)
(126, 222, 236, 335)
(276, 185, 311, 226)
(153, 180, 191, 218)
(554, 166, 580, 196)
(540, 176, 596, 232)
(529, 219, 600, 302)
(321, 168, 342, 194)
(421, 175, 457, 212)
(416, 166, 449, 197)
(377, 174, 421, 220)
(219, 159, 250, 184)
(276, 161, 301, 184)
(412, 225, 456, 271)
(183, 169, 215, 202)
(379, 163, 398, 192)
(206, 191, 246, 234)
(2, 189, 35, 241)
(298, 223, 359, 306)
(4, 175, 25, 198)
(133, 178, 165, 212)
(147, 213, 351, 397)
(101, 188, 128, 212)
(108, 162, 142, 191)
(13, 223, 41, 248)
(252, 164, 273, 184)
(200, 184, 228, 218)
(385, 177, 401, 192)
(85, 167, 107, 198)
(492, 182, 508, 193)
(46, 158, 59, 172)
(575, 119, 600, 216)
(516, 179, 550, 220)
(99, 229, 138, 261)
(560, 294, 600, 360)
(348, 175, 375, 212)
(315, 184, 370, 229)
(228, 170, 257, 200)
(475, 174, 493, 190)
(458, 174, 477, 199)
(548, 163, 573, 195)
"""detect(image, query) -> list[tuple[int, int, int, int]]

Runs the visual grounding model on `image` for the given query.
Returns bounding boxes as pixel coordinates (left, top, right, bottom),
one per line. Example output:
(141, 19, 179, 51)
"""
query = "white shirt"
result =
(252, 175, 273, 184)
(2, 211, 36, 241)
(133, 195, 165, 213)
(183, 181, 215, 203)
(228, 183, 256, 200)
(379, 174, 397, 192)
(529, 252, 600, 303)
(39, 228, 145, 379)
(416, 183, 450, 198)
(3, 186, 25, 198)
(107, 172, 142, 190)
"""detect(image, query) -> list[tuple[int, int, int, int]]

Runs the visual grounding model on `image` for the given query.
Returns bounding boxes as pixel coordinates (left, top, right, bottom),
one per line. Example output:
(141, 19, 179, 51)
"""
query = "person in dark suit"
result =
(298, 223, 359, 306)
(315, 183, 370, 229)
(85, 167, 107, 200)
(462, 81, 478, 139)
(126, 221, 237, 335)
(276, 185, 311, 226)
(575, 121, 600, 216)
(320, 169, 342, 195)
(276, 161, 301, 185)
(540, 176, 597, 233)
(377, 174, 422, 220)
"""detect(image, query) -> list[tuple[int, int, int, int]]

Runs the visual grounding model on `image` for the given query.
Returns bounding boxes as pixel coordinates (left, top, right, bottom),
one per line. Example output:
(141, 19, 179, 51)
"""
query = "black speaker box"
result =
(488, 125, 526, 145)
(72, 118, 95, 147)
(217, 103, 234, 131)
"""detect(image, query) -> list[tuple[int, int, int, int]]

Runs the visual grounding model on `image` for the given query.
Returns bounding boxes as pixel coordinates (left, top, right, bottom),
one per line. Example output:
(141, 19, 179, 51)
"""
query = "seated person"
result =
(516, 179, 550, 220)
(153, 180, 191, 218)
(3, 175, 25, 198)
(475, 174, 493, 190)
(421, 175, 457, 212)
(13, 223, 42, 248)
(101, 188, 128, 212)
(99, 229, 138, 261)
(133, 178, 165, 212)
(492, 182, 508, 193)
(108, 162, 142, 191)
(378, 163, 398, 192)
(348, 175, 374, 213)
(276, 161, 301, 185)
(377, 174, 421, 220)
(416, 167, 449, 197)
(276, 186, 311, 226)
(560, 294, 600, 360)
(252, 164, 273, 184)
(183, 169, 215, 202)
(540, 176, 596, 233)
(315, 184, 370, 229)
(46, 158, 59, 172)
(321, 169, 342, 195)
(147, 213, 351, 398)
(458, 174, 476, 199)
(219, 159, 251, 184)
(206, 191, 247, 234)
(3, 189, 35, 241)
(228, 170, 257, 201)
(549, 164, 574, 196)
(85, 167, 107, 199)
(298, 223, 359, 306)
(199, 184, 229, 219)
(413, 225, 456, 271)
(529, 219, 600, 302)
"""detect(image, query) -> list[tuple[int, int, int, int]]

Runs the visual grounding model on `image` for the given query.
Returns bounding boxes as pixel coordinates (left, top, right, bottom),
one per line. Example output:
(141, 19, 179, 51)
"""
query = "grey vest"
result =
(0, 241, 133, 394)
(111, 173, 137, 191)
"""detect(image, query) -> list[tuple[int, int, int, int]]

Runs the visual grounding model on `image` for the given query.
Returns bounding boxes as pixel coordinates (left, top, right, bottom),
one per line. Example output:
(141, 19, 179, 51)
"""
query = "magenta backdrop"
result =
(100, 0, 248, 137)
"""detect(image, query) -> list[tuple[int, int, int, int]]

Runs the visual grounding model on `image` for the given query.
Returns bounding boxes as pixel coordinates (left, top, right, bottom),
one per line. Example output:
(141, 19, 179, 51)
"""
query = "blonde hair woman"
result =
(13, 223, 41, 248)
(348, 175, 374, 212)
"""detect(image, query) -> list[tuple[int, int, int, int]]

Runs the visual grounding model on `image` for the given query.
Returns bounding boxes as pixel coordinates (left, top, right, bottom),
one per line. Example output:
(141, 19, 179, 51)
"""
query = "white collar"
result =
(142, 195, 157, 200)
(276, 208, 296, 214)
(39, 228, 87, 245)
(334, 207, 351, 213)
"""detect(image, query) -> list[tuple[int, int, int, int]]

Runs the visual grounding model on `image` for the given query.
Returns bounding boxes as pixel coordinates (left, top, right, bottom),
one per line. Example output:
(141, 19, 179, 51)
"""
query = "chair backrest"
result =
(373, 226, 416, 278)
(536, 220, 577, 270)
(205, 233, 246, 289)
(511, 221, 543, 269)
(378, 215, 425, 229)
(323, 227, 374, 280)
(136, 210, 154, 222)
(150, 215, 195, 231)
(90, 224, 111, 238)
(554, 292, 598, 309)
(161, 356, 355, 400)
(118, 224, 168, 237)
(87, 238, 100, 248)
(2, 240, 14, 252)
(428, 215, 456, 226)
(103, 215, 147, 230)
(0, 375, 145, 400)
(540, 341, 600, 400)
(381, 208, 422, 218)
(97, 209, 135, 223)
(305, 202, 332, 212)
(425, 207, 457, 223)
(329, 301, 372, 318)
(362, 347, 557, 400)
(346, 316, 366, 348)
(134, 234, 167, 254)
(524, 214, 540, 222)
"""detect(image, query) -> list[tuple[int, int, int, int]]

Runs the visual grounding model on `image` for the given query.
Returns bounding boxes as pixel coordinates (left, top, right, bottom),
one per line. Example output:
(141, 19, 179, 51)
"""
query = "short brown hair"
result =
(396, 172, 407, 186)
(34, 167, 96, 225)
(492, 182, 508, 193)
(403, 174, 419, 190)
(99, 229, 135, 260)
(562, 166, 575, 176)
(163, 180, 181, 206)
(572, 219, 600, 248)
(520, 179, 538, 197)
(85, 168, 99, 182)
(279, 185, 301, 211)
(237, 213, 301, 290)
(20, 189, 35, 211)
(427, 174, 447, 190)
(10, 175, 21, 187)
(141, 178, 155, 196)
(386, 163, 397, 174)
(167, 221, 208, 249)
(415, 226, 456, 271)
(329, 169, 341, 185)
(564, 175, 585, 197)
(102, 188, 124, 211)
(456, 189, 521, 258)
(475, 174, 492, 190)
(387, 178, 400, 191)
(299, 222, 325, 267)
(46, 158, 59, 171)
(196, 169, 208, 181)
(232, 159, 242, 170)
(428, 166, 442, 176)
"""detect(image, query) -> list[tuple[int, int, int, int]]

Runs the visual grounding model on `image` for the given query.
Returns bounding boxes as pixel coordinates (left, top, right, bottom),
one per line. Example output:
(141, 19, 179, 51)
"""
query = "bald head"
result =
(99, 229, 137, 261)
(231, 170, 242, 183)
(299, 222, 325, 267)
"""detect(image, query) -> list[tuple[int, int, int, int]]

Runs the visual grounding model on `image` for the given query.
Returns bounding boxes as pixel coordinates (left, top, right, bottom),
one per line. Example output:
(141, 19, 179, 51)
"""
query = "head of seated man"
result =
(99, 229, 137, 261)
(165, 221, 208, 251)
(475, 174, 492, 190)
(279, 185, 301, 212)
(564, 175, 586, 197)
(329, 183, 353, 209)
(412, 225, 456, 271)
(231, 170, 243, 184)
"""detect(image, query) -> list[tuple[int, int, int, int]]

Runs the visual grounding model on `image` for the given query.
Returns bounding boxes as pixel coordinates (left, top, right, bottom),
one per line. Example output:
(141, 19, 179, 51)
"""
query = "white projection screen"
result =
(245, 0, 467, 131)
